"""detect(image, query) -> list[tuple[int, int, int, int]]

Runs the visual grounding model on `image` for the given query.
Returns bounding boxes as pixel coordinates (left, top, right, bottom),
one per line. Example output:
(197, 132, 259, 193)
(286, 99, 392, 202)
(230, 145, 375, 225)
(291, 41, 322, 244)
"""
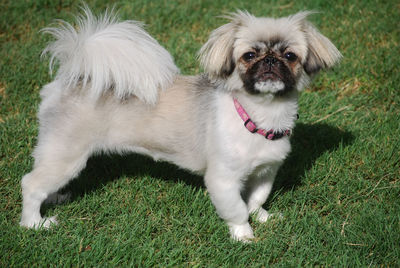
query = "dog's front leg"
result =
(204, 164, 254, 242)
(246, 164, 281, 223)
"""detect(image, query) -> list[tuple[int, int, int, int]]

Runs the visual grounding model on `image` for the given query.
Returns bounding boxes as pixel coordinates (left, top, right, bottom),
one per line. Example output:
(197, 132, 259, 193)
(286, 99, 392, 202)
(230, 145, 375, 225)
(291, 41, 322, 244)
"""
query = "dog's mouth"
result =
(258, 71, 282, 82)
(242, 60, 295, 96)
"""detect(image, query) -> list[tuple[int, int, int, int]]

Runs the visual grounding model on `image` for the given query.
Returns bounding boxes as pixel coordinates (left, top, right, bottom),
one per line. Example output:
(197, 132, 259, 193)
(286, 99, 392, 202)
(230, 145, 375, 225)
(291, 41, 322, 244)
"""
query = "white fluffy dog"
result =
(20, 6, 341, 242)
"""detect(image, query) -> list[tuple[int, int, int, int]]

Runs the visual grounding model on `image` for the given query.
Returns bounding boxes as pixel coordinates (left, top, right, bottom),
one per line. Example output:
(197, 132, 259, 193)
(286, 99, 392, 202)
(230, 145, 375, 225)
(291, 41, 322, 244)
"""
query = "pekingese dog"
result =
(20, 6, 341, 242)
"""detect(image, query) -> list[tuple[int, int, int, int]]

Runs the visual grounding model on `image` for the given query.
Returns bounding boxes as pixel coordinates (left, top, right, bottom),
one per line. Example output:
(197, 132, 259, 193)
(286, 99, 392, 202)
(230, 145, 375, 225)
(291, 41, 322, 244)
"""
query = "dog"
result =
(20, 6, 341, 242)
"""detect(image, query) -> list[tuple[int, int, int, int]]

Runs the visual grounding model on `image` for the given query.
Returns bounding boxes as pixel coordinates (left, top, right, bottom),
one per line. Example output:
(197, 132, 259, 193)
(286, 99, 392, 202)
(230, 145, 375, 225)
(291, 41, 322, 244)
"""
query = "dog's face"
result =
(199, 11, 341, 96)
(235, 37, 302, 96)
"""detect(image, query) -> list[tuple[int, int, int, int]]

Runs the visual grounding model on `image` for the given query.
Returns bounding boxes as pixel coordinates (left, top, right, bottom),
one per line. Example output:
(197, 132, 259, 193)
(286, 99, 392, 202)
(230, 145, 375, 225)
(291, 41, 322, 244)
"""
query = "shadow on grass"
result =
(274, 122, 354, 192)
(56, 122, 353, 201)
(63, 153, 204, 200)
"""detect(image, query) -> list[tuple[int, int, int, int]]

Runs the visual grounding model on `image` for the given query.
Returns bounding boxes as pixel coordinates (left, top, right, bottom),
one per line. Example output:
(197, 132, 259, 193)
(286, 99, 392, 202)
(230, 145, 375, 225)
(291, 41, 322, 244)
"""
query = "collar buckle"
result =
(244, 119, 258, 133)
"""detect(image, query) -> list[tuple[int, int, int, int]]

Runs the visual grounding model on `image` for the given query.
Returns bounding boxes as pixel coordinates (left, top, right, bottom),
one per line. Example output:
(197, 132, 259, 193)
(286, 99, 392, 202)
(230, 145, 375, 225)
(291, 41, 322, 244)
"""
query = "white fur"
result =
(20, 8, 341, 242)
(42, 5, 179, 104)
(254, 80, 285, 94)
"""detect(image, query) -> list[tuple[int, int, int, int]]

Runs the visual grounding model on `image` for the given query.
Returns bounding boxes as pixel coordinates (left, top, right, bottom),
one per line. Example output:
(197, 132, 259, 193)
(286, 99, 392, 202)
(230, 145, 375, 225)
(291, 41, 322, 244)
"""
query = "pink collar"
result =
(233, 97, 293, 140)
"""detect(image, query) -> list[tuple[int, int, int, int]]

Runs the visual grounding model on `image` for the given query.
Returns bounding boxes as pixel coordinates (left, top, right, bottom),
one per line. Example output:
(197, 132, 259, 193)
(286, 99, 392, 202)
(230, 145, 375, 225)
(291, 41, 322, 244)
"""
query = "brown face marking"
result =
(282, 51, 300, 74)
(238, 44, 300, 95)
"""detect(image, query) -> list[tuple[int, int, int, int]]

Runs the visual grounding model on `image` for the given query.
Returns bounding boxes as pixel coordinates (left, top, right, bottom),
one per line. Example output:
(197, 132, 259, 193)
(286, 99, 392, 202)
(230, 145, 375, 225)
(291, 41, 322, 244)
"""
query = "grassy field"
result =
(1, 0, 399, 266)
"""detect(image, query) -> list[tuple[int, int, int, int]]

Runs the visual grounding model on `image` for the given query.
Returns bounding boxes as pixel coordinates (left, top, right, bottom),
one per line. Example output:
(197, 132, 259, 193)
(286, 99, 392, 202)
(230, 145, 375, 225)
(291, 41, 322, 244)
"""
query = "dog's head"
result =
(199, 11, 341, 96)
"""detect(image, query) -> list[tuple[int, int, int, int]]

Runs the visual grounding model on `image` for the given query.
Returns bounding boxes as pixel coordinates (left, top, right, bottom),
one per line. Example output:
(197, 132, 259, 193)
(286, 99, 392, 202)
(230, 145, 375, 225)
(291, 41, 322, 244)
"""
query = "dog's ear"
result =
(199, 11, 252, 79)
(198, 22, 238, 79)
(302, 18, 342, 75)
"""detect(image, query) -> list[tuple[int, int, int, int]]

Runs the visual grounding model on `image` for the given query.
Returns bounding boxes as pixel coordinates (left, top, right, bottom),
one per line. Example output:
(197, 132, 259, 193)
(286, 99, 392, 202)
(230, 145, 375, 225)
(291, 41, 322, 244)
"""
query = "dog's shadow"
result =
(58, 122, 353, 203)
(274, 122, 353, 191)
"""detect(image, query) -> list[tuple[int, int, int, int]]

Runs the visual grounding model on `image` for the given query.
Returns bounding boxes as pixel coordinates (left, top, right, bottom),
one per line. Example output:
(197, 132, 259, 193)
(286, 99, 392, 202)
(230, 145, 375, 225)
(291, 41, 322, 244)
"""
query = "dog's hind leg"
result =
(20, 135, 93, 229)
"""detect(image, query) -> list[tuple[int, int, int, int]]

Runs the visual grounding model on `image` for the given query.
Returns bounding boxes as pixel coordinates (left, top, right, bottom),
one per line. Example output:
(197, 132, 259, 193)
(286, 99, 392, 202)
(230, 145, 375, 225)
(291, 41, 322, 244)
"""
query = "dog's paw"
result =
(229, 223, 255, 243)
(20, 216, 58, 229)
(41, 216, 58, 228)
(254, 208, 283, 223)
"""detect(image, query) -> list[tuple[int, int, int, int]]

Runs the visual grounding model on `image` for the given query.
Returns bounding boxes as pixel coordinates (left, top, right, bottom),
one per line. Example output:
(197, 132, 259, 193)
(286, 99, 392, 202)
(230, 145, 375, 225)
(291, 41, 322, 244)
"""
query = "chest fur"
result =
(214, 95, 293, 174)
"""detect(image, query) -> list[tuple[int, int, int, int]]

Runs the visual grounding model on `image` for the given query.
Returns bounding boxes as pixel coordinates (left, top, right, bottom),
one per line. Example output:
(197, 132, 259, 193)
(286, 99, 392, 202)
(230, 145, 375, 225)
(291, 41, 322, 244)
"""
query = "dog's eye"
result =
(243, 52, 256, 62)
(284, 52, 297, 62)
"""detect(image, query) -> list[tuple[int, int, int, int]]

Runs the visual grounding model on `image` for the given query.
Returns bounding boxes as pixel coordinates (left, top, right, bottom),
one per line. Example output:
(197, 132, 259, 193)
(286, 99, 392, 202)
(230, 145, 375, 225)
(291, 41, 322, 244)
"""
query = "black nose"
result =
(264, 55, 277, 66)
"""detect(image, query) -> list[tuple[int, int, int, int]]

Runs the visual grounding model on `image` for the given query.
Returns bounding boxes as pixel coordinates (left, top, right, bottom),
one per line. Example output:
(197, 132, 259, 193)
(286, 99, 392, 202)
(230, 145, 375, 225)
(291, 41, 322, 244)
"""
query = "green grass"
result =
(1, 0, 399, 266)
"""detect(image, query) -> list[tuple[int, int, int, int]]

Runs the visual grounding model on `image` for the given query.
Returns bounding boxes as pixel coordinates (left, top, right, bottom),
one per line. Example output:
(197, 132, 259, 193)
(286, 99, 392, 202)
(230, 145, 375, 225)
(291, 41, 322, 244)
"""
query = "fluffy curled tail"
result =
(42, 6, 179, 104)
